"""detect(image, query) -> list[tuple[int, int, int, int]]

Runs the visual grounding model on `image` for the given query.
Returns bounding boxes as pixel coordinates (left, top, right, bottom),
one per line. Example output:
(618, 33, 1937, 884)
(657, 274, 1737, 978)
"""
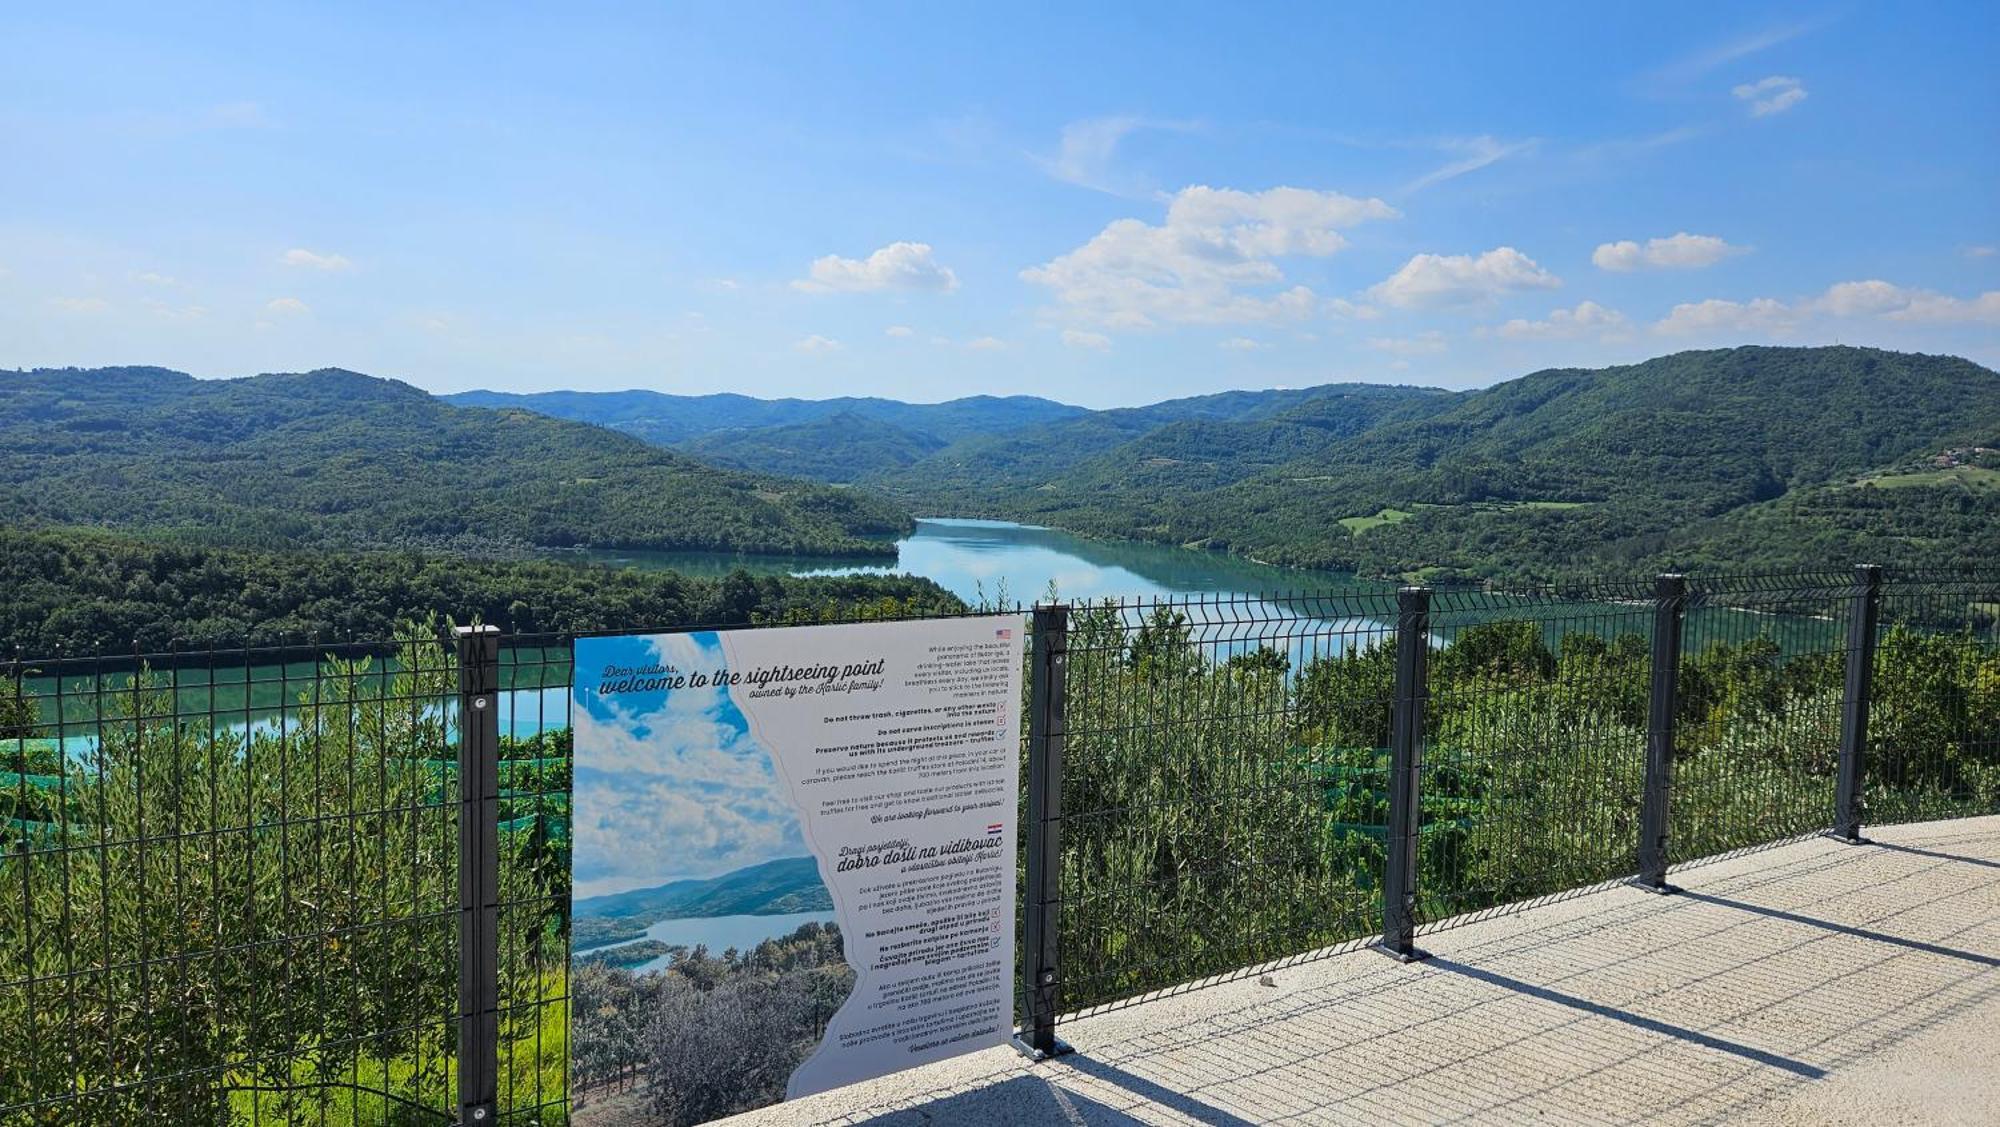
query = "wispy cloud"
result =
(793, 334, 842, 353)
(1405, 135, 1538, 194)
(1034, 115, 1198, 196)
(1733, 76, 1808, 117)
(1366, 331, 1448, 356)
(281, 248, 353, 271)
(1642, 20, 1823, 90)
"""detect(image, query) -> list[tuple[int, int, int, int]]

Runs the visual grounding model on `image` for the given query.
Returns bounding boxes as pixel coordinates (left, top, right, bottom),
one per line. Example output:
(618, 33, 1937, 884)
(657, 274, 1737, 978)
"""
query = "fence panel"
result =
(1051, 591, 1399, 1015)
(1, 634, 462, 1125)
(1668, 574, 1853, 862)
(1417, 582, 1658, 928)
(1868, 570, 2000, 826)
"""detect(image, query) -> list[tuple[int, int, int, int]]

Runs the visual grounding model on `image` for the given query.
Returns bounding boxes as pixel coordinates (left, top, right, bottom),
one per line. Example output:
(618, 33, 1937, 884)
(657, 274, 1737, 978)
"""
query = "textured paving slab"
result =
(724, 816, 2000, 1126)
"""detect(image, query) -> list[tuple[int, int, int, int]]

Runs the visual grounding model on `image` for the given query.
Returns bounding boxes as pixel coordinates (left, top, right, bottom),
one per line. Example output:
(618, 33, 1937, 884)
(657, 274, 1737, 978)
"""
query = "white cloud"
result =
(1592, 232, 1747, 272)
(966, 336, 1007, 351)
(1964, 245, 1996, 260)
(131, 271, 177, 285)
(1218, 336, 1267, 351)
(1653, 279, 2000, 335)
(265, 297, 310, 315)
(884, 324, 915, 338)
(1733, 75, 1807, 117)
(1021, 184, 1398, 328)
(793, 334, 842, 353)
(1366, 331, 1448, 356)
(792, 241, 958, 293)
(281, 248, 353, 271)
(1653, 296, 1794, 335)
(1495, 301, 1630, 340)
(1878, 289, 2000, 325)
(50, 296, 109, 314)
(1060, 329, 1111, 351)
(1812, 279, 1912, 317)
(1406, 135, 1538, 194)
(1368, 247, 1560, 310)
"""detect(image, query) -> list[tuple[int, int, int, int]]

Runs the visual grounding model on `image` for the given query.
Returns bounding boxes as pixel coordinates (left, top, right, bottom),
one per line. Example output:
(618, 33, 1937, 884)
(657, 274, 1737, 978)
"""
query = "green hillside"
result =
(684, 411, 945, 482)
(1023, 346, 2000, 581)
(867, 382, 1447, 511)
(0, 366, 913, 558)
(445, 387, 1087, 448)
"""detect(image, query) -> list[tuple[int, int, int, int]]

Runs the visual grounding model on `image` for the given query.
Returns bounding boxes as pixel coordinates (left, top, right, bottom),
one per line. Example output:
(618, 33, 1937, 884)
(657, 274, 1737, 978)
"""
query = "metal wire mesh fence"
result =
(1869, 570, 2000, 827)
(2, 568, 1996, 1124)
(1, 631, 463, 1126)
(1670, 574, 1852, 862)
(1047, 592, 1399, 1017)
(1417, 583, 1658, 929)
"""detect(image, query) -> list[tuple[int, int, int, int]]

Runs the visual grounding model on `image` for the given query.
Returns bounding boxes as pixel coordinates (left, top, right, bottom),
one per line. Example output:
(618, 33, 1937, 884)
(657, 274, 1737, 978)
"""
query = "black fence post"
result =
(1019, 604, 1073, 1059)
(455, 626, 501, 1126)
(1633, 574, 1686, 894)
(1376, 586, 1432, 963)
(1830, 564, 1883, 845)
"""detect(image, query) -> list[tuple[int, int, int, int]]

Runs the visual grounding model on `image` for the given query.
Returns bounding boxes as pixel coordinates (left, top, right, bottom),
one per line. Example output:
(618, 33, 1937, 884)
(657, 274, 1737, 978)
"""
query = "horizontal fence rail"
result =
(2, 568, 1996, 1124)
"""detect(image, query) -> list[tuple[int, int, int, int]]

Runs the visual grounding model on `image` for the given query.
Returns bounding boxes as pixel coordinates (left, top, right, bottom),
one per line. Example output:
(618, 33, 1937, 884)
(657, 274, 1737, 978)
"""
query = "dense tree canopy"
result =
(0, 366, 913, 558)
(0, 527, 962, 654)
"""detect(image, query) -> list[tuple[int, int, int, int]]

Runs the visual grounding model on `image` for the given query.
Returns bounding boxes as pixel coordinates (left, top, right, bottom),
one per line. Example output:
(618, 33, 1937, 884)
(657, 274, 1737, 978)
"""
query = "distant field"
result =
(1339, 508, 1415, 534)
(1859, 465, 2000, 491)
(1339, 500, 1586, 535)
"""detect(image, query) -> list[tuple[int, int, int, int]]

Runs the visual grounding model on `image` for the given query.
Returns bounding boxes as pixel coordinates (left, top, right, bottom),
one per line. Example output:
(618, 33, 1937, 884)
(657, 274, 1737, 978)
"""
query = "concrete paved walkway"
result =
(734, 816, 2000, 1126)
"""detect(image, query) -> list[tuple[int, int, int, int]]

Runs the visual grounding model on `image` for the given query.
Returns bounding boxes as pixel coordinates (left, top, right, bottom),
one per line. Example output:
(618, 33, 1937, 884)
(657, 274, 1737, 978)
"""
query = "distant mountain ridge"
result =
(445, 387, 1090, 447)
(0, 366, 912, 557)
(448, 346, 2000, 584)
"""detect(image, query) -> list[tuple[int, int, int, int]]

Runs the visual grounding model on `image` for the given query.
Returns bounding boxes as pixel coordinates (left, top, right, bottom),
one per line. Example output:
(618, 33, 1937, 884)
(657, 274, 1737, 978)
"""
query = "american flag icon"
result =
(995, 627, 1012, 639)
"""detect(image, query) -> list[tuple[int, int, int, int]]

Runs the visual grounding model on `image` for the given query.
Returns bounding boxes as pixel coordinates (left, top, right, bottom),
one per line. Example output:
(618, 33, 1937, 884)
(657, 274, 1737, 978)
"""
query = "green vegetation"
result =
(684, 412, 944, 483)
(450, 383, 1096, 461)
(869, 383, 1445, 511)
(0, 366, 913, 558)
(3, 605, 1994, 1123)
(855, 346, 2000, 585)
(1859, 465, 2000, 490)
(1339, 507, 1415, 534)
(0, 526, 963, 653)
(1050, 604, 2000, 1008)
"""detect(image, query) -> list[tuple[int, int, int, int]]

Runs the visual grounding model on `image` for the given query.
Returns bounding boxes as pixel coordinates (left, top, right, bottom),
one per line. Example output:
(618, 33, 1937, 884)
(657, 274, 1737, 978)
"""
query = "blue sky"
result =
(2, 4, 1994, 405)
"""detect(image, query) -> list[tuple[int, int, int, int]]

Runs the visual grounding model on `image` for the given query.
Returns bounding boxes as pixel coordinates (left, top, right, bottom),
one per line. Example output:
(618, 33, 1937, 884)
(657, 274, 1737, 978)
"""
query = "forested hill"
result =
(867, 382, 1454, 512)
(0, 366, 913, 557)
(443, 380, 1428, 484)
(444, 387, 1088, 448)
(938, 346, 1999, 583)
